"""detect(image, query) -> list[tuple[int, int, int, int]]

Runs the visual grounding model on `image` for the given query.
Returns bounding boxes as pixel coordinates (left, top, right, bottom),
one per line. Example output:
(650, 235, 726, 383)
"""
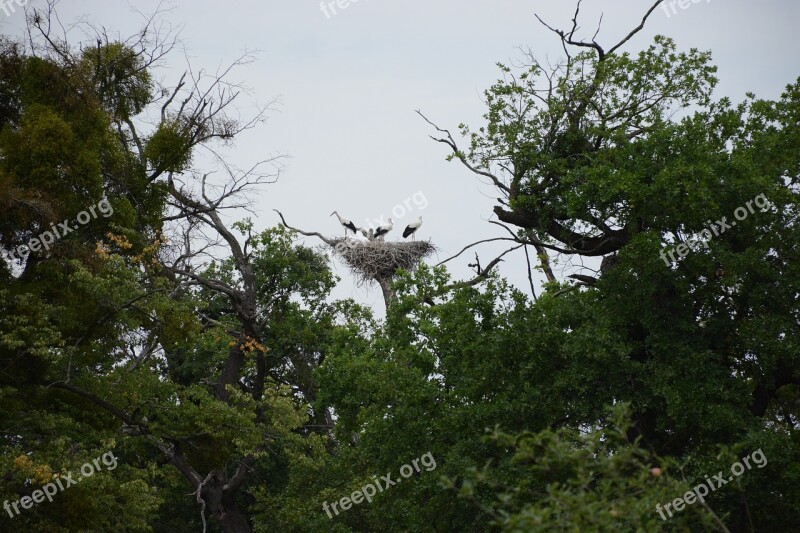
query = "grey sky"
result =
(4, 0, 799, 312)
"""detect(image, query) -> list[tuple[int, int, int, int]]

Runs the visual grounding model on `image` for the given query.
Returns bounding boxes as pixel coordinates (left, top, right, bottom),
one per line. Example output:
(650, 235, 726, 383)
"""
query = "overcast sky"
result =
(4, 0, 799, 313)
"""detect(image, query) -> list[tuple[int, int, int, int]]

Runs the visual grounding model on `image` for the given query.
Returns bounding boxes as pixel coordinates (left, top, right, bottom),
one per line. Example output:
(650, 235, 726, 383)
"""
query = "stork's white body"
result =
(374, 219, 393, 240)
(402, 216, 423, 241)
(331, 211, 357, 237)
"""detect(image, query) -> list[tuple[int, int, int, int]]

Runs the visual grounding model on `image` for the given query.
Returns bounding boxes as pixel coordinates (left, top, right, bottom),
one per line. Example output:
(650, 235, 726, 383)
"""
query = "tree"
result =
(1, 5, 362, 532)
(2, 2, 798, 531)
(413, 1, 800, 530)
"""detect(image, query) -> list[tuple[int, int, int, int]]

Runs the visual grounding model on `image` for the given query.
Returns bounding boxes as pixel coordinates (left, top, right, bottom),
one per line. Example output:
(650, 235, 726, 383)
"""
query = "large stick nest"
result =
(330, 238, 436, 284)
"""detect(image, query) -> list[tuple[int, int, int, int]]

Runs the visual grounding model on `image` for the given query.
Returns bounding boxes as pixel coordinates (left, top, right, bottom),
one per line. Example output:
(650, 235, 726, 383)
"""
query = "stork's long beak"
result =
(330, 211, 335, 216)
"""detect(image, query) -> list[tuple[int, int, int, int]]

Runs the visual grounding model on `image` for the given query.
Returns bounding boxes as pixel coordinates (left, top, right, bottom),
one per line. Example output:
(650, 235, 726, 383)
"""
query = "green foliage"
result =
(451, 404, 721, 532)
(460, 37, 718, 232)
(2, 7, 799, 533)
(80, 42, 153, 120)
(144, 118, 193, 173)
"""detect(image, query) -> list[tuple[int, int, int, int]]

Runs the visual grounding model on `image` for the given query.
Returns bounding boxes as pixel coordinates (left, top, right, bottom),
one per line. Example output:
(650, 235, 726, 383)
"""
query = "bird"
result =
(373, 219, 393, 240)
(331, 211, 357, 237)
(402, 216, 423, 241)
(358, 227, 374, 240)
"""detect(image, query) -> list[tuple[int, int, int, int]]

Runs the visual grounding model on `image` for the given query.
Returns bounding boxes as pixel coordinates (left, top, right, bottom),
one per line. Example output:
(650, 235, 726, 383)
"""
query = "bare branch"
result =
(273, 210, 336, 247)
(607, 1, 664, 56)
(535, 0, 606, 61)
(523, 245, 538, 300)
(416, 110, 511, 195)
(535, 0, 663, 62)
(437, 237, 520, 267)
(443, 245, 524, 292)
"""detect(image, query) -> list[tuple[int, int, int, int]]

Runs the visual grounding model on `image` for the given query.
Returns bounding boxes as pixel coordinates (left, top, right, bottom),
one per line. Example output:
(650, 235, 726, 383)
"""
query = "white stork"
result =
(358, 227, 374, 240)
(331, 211, 357, 237)
(402, 216, 423, 241)
(373, 218, 393, 240)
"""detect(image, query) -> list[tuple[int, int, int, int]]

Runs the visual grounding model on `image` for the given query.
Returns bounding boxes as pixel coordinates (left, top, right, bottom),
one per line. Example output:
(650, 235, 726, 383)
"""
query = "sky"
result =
(4, 0, 799, 313)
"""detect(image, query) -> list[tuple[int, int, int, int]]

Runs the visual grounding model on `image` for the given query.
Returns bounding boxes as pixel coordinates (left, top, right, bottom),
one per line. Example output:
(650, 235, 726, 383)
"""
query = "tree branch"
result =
(273, 210, 336, 246)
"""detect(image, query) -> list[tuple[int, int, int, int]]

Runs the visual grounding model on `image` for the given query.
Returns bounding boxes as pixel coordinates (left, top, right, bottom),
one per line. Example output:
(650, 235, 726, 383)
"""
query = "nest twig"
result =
(330, 238, 436, 284)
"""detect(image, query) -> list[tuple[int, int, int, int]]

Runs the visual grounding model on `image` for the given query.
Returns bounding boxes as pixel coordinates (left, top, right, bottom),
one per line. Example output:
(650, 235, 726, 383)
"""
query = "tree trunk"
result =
(202, 478, 252, 533)
(377, 276, 395, 310)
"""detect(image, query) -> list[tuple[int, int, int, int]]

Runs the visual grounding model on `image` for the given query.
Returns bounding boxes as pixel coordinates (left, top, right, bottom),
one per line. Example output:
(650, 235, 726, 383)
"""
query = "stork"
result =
(373, 218, 393, 240)
(402, 216, 423, 241)
(331, 211, 357, 237)
(358, 227, 374, 240)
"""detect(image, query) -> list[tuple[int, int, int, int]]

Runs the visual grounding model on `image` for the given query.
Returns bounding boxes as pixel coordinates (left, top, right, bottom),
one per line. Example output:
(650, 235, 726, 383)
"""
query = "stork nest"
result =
(329, 238, 436, 284)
